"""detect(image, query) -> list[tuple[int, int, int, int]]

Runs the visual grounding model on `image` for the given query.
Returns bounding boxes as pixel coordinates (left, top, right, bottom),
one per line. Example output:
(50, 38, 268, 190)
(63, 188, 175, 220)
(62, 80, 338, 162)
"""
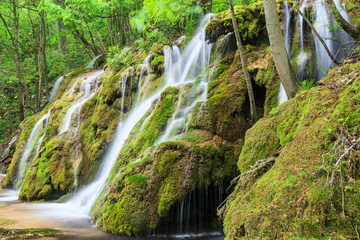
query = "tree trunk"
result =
(40, 10, 49, 100)
(228, 0, 257, 123)
(54, 0, 68, 55)
(0, 1, 25, 120)
(27, 3, 41, 111)
(73, 30, 99, 57)
(326, 0, 360, 41)
(295, 3, 339, 64)
(13, 1, 25, 120)
(263, 0, 298, 99)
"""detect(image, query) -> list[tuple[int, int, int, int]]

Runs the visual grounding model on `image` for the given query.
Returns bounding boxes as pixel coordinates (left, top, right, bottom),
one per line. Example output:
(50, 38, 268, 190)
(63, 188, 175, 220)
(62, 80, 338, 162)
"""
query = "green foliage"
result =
(107, 47, 134, 69)
(131, 0, 201, 42)
(299, 79, 316, 90)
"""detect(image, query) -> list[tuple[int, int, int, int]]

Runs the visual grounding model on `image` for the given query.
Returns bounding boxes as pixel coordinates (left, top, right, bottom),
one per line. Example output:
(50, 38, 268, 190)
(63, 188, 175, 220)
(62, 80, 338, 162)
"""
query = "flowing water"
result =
(85, 54, 103, 69)
(312, 0, 353, 80)
(58, 70, 103, 135)
(62, 13, 214, 216)
(278, 1, 292, 105)
(1, 135, 17, 158)
(0, 14, 226, 239)
(16, 109, 51, 187)
(49, 76, 64, 103)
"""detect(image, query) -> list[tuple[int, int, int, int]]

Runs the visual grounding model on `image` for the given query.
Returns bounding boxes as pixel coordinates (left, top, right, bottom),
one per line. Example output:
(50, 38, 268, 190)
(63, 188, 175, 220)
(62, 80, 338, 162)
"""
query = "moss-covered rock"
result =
(205, 2, 268, 46)
(92, 141, 238, 235)
(221, 59, 360, 239)
(19, 137, 75, 201)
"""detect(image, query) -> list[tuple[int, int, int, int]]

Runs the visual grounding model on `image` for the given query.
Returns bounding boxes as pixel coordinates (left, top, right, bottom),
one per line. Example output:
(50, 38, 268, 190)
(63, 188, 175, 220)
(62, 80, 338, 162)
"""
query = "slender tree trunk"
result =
(40, 10, 49, 100)
(263, 0, 298, 99)
(107, 3, 114, 47)
(38, 33, 43, 109)
(73, 30, 99, 57)
(228, 0, 257, 123)
(326, 0, 360, 41)
(12, 0, 25, 120)
(27, 3, 41, 111)
(54, 0, 68, 55)
(295, 3, 339, 64)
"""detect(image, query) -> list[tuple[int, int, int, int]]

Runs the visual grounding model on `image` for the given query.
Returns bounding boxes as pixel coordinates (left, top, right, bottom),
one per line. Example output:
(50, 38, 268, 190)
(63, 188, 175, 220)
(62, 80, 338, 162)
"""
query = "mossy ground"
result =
(222, 58, 360, 239)
(0, 228, 57, 239)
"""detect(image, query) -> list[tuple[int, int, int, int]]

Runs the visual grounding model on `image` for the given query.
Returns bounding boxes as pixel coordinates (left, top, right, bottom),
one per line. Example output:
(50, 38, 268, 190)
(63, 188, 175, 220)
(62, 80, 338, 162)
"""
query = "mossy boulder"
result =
(205, 2, 268, 46)
(92, 141, 238, 235)
(19, 137, 75, 201)
(221, 59, 360, 239)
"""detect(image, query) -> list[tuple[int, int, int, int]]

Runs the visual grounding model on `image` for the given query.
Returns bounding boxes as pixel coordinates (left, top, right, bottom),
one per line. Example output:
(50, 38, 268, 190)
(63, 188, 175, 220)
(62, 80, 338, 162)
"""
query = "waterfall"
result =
(59, 13, 214, 216)
(120, 69, 130, 121)
(164, 45, 182, 86)
(16, 109, 51, 188)
(136, 56, 150, 104)
(49, 76, 64, 103)
(58, 70, 103, 135)
(85, 54, 103, 69)
(312, 0, 353, 80)
(278, 1, 292, 105)
(154, 184, 224, 236)
(1, 135, 17, 158)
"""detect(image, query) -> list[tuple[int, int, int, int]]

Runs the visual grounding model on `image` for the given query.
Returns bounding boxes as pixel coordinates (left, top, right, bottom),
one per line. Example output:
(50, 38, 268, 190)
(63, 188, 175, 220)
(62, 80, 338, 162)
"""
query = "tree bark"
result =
(295, 3, 339, 64)
(0, 1, 25, 120)
(73, 30, 99, 57)
(263, 0, 298, 99)
(326, 0, 360, 41)
(40, 10, 49, 100)
(26, 2, 41, 111)
(228, 0, 257, 123)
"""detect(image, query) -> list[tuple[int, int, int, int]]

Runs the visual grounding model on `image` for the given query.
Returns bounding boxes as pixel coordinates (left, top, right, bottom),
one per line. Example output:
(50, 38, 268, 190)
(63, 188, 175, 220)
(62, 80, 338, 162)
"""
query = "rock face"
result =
(2, 2, 281, 236)
(221, 59, 360, 239)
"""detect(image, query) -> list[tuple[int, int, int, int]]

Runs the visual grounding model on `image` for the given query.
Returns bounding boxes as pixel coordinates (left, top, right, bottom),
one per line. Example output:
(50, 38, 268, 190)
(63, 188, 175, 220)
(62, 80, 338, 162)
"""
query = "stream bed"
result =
(0, 188, 224, 240)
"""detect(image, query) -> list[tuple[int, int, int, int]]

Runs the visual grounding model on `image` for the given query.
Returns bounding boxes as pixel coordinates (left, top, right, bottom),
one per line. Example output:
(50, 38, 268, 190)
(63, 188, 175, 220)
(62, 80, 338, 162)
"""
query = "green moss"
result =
(206, 2, 267, 46)
(0, 228, 58, 239)
(92, 139, 238, 236)
(19, 137, 75, 201)
(223, 60, 360, 239)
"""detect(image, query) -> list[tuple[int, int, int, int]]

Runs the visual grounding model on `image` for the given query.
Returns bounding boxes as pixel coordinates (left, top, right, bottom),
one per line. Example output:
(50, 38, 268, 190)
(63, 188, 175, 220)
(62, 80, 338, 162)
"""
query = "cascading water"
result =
(313, 0, 336, 80)
(1, 135, 17, 158)
(278, 1, 292, 105)
(85, 54, 103, 69)
(58, 70, 103, 135)
(332, 0, 354, 59)
(313, 0, 353, 80)
(49, 76, 64, 103)
(59, 13, 214, 217)
(16, 109, 51, 187)
(136, 56, 150, 104)
(296, 0, 309, 82)
(120, 69, 130, 121)
(154, 183, 224, 236)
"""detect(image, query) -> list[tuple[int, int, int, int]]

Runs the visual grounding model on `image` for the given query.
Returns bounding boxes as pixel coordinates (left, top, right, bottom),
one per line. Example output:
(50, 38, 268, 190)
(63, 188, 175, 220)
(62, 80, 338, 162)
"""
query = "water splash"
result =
(49, 76, 64, 103)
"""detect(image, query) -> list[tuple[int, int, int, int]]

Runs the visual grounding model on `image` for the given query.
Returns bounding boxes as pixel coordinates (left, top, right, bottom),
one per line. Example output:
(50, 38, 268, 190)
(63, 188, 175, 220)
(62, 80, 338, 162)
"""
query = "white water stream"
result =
(278, 1, 292, 105)
(36, 14, 214, 218)
(1, 135, 17, 158)
(59, 70, 103, 135)
(49, 76, 64, 103)
(16, 109, 51, 187)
